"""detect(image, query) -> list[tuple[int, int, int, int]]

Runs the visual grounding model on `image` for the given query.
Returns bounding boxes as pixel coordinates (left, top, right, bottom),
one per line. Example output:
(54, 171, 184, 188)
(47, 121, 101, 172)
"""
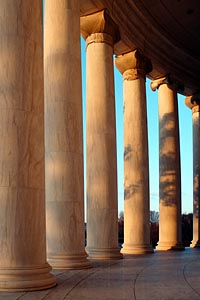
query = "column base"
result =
(48, 253, 91, 269)
(190, 240, 200, 248)
(121, 243, 154, 255)
(156, 241, 185, 251)
(86, 247, 123, 260)
(0, 263, 56, 292)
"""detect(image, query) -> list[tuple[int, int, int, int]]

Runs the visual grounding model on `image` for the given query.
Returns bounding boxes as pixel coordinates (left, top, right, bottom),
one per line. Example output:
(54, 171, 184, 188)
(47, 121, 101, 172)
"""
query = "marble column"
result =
(81, 11, 122, 259)
(44, 0, 91, 269)
(115, 51, 153, 254)
(185, 95, 200, 248)
(0, 0, 56, 291)
(151, 77, 184, 250)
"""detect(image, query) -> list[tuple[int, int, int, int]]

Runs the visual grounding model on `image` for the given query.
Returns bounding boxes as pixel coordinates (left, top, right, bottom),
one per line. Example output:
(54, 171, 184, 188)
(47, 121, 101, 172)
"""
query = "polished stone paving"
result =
(1, 248, 200, 300)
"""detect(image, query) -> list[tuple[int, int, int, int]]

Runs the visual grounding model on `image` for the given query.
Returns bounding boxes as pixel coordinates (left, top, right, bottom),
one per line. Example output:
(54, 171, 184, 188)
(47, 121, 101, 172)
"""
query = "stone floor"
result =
(1, 248, 200, 300)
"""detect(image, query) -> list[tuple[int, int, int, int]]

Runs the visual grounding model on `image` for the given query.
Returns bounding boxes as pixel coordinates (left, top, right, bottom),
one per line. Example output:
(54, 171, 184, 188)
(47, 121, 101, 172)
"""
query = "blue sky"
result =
(81, 37, 193, 215)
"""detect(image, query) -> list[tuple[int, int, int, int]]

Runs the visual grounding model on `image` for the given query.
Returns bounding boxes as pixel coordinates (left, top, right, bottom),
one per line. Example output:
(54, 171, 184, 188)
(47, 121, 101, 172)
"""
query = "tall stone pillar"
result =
(81, 10, 122, 259)
(115, 51, 153, 254)
(0, 1, 56, 291)
(185, 94, 200, 248)
(44, 0, 91, 269)
(151, 77, 184, 250)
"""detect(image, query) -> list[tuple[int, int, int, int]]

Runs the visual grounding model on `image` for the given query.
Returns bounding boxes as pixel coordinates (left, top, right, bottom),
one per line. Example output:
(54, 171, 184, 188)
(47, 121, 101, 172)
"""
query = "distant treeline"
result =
(118, 212, 193, 248)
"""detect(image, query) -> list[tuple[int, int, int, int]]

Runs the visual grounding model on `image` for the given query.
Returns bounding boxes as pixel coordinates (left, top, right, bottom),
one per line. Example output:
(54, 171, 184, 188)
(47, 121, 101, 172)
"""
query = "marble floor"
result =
(1, 248, 200, 300)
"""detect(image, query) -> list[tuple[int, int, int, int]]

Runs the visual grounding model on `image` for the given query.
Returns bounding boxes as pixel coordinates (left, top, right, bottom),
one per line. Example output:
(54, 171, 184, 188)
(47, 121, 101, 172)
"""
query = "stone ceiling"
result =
(80, 0, 200, 95)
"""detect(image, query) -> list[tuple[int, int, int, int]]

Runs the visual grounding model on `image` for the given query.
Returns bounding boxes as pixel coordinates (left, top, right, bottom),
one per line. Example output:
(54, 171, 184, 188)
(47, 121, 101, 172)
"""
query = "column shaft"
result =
(44, 0, 90, 269)
(81, 10, 122, 259)
(116, 51, 153, 254)
(86, 33, 121, 259)
(156, 81, 184, 250)
(0, 1, 56, 291)
(191, 106, 200, 247)
(185, 96, 200, 248)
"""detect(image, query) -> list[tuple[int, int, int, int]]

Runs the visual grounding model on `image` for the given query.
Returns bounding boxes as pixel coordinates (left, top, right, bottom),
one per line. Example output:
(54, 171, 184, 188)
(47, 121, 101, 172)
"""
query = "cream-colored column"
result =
(44, 0, 91, 269)
(0, 1, 56, 291)
(115, 51, 153, 254)
(185, 95, 200, 248)
(81, 11, 122, 259)
(151, 77, 184, 250)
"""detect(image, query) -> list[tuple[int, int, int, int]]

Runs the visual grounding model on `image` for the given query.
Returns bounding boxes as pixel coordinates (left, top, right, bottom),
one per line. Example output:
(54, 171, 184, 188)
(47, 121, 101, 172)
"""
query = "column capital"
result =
(80, 9, 120, 45)
(86, 32, 113, 47)
(150, 75, 184, 92)
(115, 50, 152, 80)
(150, 76, 169, 91)
(185, 94, 200, 113)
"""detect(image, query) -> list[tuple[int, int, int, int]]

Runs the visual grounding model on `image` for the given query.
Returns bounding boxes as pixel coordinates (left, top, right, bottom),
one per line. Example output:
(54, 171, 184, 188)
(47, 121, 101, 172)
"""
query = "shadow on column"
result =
(157, 112, 184, 250)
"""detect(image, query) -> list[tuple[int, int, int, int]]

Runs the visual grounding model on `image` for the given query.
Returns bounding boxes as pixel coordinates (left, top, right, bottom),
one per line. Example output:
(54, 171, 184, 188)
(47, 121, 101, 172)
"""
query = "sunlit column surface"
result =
(81, 10, 122, 259)
(115, 51, 153, 254)
(151, 77, 184, 250)
(44, 0, 91, 269)
(0, 0, 56, 291)
(185, 95, 200, 248)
